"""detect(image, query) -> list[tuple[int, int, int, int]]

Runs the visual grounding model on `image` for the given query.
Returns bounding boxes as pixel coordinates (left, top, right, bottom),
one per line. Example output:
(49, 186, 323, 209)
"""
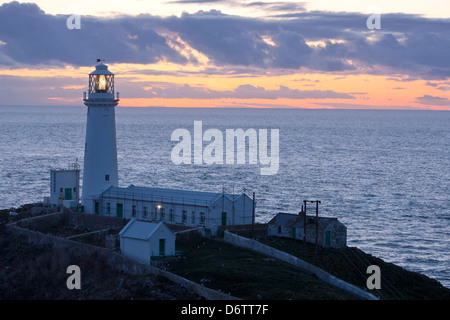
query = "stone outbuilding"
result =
(267, 212, 347, 248)
(119, 219, 176, 265)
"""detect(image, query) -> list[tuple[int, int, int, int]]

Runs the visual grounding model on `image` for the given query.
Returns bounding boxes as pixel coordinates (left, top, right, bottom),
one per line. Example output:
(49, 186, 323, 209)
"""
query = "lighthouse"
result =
(82, 61, 119, 214)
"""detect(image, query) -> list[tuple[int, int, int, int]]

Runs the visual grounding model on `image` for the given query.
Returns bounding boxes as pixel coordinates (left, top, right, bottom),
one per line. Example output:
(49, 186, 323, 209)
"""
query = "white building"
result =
(82, 62, 119, 214)
(97, 184, 255, 235)
(119, 219, 176, 265)
(49, 163, 80, 208)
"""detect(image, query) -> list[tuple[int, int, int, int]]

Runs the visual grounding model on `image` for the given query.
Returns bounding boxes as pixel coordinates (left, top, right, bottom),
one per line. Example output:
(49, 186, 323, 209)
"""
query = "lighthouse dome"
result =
(90, 63, 114, 76)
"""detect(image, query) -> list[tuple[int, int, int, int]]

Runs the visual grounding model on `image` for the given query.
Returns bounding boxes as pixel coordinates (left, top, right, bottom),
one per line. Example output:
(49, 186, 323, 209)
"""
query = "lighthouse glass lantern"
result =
(87, 63, 115, 95)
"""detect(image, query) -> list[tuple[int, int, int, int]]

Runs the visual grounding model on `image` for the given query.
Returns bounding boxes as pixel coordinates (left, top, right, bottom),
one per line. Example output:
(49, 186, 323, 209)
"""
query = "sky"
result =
(0, 0, 449, 109)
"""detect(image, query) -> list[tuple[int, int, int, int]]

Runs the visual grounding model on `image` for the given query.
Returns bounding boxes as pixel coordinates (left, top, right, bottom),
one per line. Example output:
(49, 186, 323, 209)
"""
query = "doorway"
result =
(117, 203, 123, 218)
(159, 239, 165, 256)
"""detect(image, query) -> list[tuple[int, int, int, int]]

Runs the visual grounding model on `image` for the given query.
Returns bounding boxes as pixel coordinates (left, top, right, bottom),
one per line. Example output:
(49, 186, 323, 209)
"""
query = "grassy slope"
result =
(167, 233, 359, 300)
(258, 236, 450, 300)
(167, 233, 450, 300)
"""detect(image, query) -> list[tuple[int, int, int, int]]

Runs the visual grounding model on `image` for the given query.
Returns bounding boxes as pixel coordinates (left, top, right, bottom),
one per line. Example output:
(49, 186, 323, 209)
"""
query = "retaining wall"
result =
(224, 231, 378, 300)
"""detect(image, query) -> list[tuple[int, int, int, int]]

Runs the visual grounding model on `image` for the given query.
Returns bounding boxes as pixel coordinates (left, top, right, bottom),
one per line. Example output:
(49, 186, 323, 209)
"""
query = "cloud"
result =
(142, 83, 355, 99)
(0, 2, 449, 79)
(0, 74, 85, 105)
(312, 102, 420, 110)
(415, 95, 450, 106)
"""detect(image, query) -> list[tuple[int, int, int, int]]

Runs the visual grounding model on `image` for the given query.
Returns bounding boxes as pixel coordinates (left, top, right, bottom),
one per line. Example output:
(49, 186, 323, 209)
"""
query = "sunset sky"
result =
(0, 0, 449, 109)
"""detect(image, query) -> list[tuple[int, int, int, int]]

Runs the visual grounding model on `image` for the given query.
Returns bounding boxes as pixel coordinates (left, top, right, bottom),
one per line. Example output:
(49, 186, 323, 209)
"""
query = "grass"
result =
(166, 232, 360, 300)
(167, 232, 450, 300)
(258, 236, 450, 300)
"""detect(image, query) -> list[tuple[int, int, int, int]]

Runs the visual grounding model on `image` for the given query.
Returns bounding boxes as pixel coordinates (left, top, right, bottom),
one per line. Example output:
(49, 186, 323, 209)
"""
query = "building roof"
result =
(119, 219, 173, 240)
(267, 212, 299, 226)
(101, 184, 242, 207)
(90, 63, 114, 75)
(269, 212, 346, 231)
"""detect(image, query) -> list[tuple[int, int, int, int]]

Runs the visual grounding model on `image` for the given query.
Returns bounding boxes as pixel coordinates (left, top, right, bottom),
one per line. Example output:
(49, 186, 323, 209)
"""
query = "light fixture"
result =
(98, 74, 107, 91)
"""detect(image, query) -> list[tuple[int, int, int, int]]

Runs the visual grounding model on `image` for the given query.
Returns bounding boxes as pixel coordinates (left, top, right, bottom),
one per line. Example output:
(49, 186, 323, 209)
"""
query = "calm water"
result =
(0, 106, 449, 288)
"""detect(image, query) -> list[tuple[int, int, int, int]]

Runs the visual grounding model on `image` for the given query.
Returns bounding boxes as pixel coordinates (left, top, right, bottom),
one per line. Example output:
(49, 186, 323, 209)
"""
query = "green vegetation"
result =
(258, 237, 450, 300)
(167, 232, 450, 300)
(167, 232, 359, 300)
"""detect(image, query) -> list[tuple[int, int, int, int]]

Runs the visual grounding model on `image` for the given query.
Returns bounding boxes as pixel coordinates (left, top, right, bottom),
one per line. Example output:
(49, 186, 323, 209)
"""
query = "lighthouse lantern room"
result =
(82, 60, 119, 214)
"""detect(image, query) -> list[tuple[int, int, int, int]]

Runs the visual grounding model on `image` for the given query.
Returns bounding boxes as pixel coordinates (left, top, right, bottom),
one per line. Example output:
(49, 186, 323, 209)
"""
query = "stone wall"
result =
(66, 212, 125, 230)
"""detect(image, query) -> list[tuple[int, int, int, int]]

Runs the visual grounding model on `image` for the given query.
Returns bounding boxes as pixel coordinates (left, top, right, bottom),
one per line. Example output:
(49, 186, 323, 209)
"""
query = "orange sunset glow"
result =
(0, 1, 448, 110)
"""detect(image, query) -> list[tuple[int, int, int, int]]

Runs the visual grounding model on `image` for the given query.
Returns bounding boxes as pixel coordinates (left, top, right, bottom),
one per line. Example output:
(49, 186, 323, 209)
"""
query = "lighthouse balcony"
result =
(83, 91, 119, 102)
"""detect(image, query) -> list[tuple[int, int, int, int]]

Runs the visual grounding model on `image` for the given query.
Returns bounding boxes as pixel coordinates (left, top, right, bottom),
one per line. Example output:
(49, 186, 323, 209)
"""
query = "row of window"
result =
(106, 203, 206, 224)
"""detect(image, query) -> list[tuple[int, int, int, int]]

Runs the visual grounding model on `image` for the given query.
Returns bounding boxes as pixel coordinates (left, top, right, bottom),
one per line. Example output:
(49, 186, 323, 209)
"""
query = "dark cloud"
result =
(143, 83, 355, 99)
(0, 2, 449, 79)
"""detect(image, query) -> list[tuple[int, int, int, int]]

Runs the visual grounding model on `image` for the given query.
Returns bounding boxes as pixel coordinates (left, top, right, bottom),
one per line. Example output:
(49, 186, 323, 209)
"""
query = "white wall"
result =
(82, 104, 118, 208)
(149, 224, 176, 257)
(120, 237, 151, 265)
(50, 169, 80, 206)
(120, 224, 176, 265)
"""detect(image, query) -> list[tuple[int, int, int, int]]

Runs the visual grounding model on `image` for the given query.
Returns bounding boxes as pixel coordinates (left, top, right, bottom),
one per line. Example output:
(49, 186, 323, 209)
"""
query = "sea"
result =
(0, 106, 449, 288)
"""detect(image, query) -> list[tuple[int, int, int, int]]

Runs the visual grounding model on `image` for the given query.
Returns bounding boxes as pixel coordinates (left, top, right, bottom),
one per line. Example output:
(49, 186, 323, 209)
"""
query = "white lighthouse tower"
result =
(82, 61, 119, 214)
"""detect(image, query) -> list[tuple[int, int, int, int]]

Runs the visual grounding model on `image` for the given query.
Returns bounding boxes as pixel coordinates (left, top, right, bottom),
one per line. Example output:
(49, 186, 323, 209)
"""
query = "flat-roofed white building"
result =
(49, 163, 80, 208)
(96, 184, 255, 235)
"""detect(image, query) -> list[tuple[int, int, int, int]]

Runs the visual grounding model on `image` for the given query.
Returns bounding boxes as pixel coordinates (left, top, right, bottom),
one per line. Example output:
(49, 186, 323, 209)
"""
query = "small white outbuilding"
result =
(119, 219, 176, 265)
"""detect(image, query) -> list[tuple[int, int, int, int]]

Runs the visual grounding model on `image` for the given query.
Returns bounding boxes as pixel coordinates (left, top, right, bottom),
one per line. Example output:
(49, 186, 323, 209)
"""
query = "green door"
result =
(221, 212, 227, 226)
(291, 227, 296, 239)
(117, 203, 123, 218)
(94, 202, 99, 214)
(159, 239, 165, 256)
(64, 188, 72, 200)
(325, 231, 331, 247)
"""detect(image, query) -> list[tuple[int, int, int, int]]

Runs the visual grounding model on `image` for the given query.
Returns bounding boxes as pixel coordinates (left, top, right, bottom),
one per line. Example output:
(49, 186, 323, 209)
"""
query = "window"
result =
(278, 226, 282, 234)
(105, 174, 110, 181)
(200, 212, 205, 225)
(60, 188, 63, 193)
(106, 203, 111, 214)
(73, 187, 77, 193)
(169, 209, 174, 221)
(132, 205, 136, 217)
(192, 211, 195, 223)
(143, 206, 148, 218)
(160, 208, 165, 220)
(182, 210, 187, 223)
